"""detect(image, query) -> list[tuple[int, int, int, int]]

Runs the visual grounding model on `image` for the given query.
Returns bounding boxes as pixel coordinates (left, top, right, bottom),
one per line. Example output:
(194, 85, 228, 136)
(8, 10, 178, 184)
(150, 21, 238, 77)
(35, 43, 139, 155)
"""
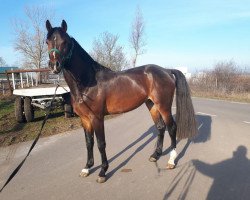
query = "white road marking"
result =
(230, 101, 249, 105)
(196, 112, 217, 117)
(198, 123, 203, 130)
(243, 121, 250, 124)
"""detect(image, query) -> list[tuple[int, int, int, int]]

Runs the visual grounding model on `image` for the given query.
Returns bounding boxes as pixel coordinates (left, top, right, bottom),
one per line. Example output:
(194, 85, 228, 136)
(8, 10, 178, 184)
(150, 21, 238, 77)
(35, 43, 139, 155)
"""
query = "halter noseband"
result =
(48, 38, 74, 68)
(48, 48, 61, 55)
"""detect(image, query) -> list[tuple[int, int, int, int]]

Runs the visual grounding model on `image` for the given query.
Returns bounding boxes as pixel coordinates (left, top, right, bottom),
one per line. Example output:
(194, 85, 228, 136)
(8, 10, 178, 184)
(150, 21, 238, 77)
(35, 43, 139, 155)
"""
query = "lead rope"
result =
(0, 84, 60, 193)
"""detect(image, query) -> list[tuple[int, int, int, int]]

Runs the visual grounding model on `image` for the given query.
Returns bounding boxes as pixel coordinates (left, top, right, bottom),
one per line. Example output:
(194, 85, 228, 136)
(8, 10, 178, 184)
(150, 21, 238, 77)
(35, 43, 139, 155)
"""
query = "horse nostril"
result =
(56, 61, 60, 68)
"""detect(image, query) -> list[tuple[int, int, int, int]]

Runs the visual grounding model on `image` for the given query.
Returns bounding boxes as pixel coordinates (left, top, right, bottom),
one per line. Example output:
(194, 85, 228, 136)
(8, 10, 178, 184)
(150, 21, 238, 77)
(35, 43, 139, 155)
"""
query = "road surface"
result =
(0, 97, 250, 200)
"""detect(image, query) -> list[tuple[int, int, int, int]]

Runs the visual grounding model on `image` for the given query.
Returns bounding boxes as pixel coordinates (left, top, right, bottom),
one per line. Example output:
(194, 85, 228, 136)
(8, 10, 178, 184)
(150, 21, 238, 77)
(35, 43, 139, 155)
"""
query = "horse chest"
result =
(72, 96, 103, 118)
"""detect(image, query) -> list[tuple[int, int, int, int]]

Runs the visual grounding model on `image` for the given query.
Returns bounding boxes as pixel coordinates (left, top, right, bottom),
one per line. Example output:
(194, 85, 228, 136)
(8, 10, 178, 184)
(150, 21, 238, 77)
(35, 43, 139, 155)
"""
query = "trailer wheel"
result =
(24, 97, 34, 122)
(15, 97, 25, 123)
(64, 104, 73, 118)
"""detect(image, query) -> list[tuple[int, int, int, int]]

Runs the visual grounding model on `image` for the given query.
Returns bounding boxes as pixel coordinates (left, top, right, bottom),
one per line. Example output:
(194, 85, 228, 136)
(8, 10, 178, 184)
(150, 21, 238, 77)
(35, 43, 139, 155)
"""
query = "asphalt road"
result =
(0, 97, 250, 200)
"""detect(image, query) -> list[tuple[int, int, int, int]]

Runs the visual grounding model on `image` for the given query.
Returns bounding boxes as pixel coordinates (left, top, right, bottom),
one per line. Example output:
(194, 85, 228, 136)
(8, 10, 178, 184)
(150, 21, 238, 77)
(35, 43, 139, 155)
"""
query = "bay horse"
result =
(46, 20, 197, 183)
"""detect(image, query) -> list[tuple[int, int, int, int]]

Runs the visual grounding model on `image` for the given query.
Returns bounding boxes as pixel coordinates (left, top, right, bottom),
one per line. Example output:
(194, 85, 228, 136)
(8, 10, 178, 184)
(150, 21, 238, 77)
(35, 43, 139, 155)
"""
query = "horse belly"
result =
(106, 88, 147, 114)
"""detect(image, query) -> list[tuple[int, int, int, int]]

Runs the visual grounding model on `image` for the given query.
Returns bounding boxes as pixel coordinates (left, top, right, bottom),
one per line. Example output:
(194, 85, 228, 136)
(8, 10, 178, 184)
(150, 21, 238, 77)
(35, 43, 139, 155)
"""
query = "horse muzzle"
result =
(48, 60, 61, 74)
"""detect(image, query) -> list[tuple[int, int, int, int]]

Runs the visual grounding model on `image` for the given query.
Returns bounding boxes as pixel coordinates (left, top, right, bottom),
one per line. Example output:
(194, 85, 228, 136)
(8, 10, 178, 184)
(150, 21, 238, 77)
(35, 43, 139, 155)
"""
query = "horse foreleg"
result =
(79, 118, 94, 177)
(93, 118, 109, 183)
(80, 129, 94, 177)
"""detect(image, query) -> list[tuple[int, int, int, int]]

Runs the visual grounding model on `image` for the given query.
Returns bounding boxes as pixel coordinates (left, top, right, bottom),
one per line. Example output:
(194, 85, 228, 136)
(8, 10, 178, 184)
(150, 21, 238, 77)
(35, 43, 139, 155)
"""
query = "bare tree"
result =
(190, 60, 243, 94)
(212, 60, 239, 92)
(90, 32, 128, 71)
(0, 57, 7, 67)
(129, 6, 146, 67)
(13, 6, 53, 69)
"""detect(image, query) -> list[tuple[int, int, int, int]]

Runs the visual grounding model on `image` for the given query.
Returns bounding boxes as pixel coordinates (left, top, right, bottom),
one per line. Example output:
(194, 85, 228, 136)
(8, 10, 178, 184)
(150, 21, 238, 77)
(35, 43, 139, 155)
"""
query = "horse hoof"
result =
(79, 168, 90, 177)
(79, 171, 89, 177)
(149, 157, 157, 162)
(166, 163, 175, 169)
(96, 176, 106, 183)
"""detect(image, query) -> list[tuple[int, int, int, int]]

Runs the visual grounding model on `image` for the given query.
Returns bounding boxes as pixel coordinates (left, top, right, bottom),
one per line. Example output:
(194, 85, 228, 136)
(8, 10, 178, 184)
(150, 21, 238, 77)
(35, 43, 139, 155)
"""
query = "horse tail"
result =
(171, 69, 197, 139)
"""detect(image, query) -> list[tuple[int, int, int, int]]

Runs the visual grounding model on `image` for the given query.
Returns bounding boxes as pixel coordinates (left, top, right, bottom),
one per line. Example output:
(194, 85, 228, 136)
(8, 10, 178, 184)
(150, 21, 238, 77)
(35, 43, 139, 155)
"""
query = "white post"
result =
(31, 73, 34, 86)
(26, 72, 29, 87)
(20, 73, 23, 88)
(35, 72, 38, 86)
(12, 73, 15, 90)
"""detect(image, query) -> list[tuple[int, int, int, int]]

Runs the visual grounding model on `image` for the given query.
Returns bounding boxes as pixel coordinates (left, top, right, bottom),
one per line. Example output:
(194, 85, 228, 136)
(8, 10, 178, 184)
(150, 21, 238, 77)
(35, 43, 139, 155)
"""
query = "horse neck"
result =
(62, 39, 97, 98)
(62, 38, 113, 100)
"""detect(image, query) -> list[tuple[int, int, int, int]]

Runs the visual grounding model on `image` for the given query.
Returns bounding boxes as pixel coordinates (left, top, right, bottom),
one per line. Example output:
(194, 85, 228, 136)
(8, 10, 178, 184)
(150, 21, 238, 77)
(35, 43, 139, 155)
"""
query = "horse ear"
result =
(61, 20, 67, 32)
(46, 20, 52, 32)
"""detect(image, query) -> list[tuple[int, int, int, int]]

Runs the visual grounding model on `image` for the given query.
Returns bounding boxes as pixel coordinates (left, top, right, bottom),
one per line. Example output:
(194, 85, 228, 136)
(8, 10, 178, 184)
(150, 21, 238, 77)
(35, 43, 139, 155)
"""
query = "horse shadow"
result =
(90, 125, 158, 178)
(90, 114, 212, 180)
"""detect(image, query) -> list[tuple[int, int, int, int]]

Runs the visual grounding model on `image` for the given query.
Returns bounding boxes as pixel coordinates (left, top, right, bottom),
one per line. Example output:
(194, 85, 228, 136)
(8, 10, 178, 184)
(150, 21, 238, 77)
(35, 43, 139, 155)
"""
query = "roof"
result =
(0, 66, 19, 73)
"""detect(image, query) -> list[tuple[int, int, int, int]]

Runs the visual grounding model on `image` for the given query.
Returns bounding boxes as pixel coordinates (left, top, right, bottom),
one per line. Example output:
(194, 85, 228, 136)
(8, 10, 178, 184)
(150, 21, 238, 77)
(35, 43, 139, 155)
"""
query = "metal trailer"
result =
(5, 68, 73, 123)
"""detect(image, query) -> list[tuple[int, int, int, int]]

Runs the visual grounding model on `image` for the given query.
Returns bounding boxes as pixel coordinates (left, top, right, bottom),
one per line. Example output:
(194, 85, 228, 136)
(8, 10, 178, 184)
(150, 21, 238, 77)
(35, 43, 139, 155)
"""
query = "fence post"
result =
(31, 73, 34, 86)
(3, 82, 5, 95)
(20, 73, 23, 88)
(26, 72, 29, 87)
(11, 72, 15, 90)
(5, 71, 13, 94)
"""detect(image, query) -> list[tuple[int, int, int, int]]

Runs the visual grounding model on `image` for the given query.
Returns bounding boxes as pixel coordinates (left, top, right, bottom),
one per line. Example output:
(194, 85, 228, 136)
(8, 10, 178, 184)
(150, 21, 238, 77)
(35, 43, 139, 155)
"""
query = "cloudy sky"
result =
(1, 0, 250, 72)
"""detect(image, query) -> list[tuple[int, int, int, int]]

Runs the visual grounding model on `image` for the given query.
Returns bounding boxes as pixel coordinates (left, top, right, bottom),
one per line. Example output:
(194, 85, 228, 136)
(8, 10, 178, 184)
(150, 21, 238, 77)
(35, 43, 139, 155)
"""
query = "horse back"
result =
(99, 65, 175, 114)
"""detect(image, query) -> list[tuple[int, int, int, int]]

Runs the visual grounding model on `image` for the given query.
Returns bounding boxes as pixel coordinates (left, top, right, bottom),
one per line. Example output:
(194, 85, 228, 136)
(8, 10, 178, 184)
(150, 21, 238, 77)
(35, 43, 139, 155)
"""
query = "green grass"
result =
(0, 98, 14, 117)
(0, 97, 82, 147)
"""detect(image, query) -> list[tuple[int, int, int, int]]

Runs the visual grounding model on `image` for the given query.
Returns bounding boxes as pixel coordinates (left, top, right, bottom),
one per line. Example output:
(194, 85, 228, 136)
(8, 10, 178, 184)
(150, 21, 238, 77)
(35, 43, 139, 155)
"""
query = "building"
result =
(174, 67, 192, 79)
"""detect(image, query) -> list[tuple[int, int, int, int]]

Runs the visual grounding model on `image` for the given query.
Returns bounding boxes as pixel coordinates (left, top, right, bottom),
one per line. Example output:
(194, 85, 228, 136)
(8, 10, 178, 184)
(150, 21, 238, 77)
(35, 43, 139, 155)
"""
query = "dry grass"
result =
(191, 90, 250, 103)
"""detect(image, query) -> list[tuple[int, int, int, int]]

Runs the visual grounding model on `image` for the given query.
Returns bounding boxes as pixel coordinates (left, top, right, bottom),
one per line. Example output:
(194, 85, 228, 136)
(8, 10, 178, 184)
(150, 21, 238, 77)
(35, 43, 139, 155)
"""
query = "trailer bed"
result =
(5, 68, 73, 122)
(13, 85, 70, 97)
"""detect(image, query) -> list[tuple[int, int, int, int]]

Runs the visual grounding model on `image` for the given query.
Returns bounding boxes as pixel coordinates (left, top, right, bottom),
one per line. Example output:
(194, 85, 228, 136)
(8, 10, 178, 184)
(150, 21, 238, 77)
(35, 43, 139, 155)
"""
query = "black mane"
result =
(71, 38, 112, 72)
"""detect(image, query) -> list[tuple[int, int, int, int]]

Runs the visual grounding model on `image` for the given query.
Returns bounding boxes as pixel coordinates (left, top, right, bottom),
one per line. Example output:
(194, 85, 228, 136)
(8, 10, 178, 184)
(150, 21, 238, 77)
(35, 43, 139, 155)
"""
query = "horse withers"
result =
(45, 20, 197, 183)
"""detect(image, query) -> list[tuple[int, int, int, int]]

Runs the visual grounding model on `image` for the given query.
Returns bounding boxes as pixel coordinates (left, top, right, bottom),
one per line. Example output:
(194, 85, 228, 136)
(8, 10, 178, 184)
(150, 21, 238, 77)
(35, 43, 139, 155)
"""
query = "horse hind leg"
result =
(146, 100, 166, 162)
(160, 111, 178, 169)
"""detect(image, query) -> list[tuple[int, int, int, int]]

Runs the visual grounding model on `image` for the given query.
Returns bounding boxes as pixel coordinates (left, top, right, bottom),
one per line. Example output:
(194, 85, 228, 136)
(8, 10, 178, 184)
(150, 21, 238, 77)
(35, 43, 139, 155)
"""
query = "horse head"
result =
(46, 20, 73, 74)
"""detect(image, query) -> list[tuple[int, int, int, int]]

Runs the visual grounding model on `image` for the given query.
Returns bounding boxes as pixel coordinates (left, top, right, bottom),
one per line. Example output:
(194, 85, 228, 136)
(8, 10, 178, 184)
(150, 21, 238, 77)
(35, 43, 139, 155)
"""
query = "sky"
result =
(0, 0, 250, 72)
